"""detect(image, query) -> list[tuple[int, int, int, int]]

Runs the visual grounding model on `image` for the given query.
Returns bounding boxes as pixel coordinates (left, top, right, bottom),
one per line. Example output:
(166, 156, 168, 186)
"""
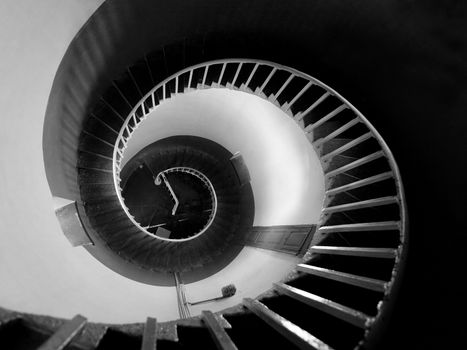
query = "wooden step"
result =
(243, 298, 332, 350)
(274, 283, 371, 328)
(322, 196, 398, 214)
(310, 246, 396, 259)
(296, 265, 387, 292)
(318, 221, 399, 233)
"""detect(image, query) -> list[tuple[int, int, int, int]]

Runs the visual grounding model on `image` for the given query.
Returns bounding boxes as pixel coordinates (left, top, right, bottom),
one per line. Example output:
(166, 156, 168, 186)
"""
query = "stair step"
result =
(323, 196, 398, 214)
(325, 151, 385, 178)
(274, 283, 370, 329)
(319, 221, 399, 233)
(296, 265, 387, 292)
(38, 314, 87, 350)
(243, 298, 332, 350)
(310, 246, 396, 259)
(326, 172, 393, 196)
(202, 311, 238, 350)
(321, 133, 372, 162)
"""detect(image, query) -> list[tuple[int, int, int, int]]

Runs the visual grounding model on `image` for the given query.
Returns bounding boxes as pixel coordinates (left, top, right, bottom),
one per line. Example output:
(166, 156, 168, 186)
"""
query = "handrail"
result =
(113, 58, 406, 234)
(148, 167, 218, 241)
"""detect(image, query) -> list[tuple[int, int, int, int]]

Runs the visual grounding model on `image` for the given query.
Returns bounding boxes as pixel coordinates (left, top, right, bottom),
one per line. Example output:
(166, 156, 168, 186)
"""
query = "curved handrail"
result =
(148, 167, 218, 242)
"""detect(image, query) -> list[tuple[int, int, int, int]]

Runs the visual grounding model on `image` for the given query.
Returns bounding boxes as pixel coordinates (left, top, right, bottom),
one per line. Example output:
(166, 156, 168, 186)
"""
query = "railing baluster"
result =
(310, 246, 396, 259)
(38, 315, 87, 350)
(202, 65, 210, 86)
(232, 62, 244, 87)
(274, 74, 294, 100)
(274, 283, 371, 329)
(243, 298, 332, 350)
(294, 91, 331, 122)
(258, 67, 277, 93)
(244, 62, 259, 88)
(141, 317, 157, 350)
(287, 81, 313, 108)
(321, 132, 372, 162)
(297, 265, 388, 292)
(188, 69, 194, 88)
(202, 311, 237, 350)
(326, 172, 393, 195)
(217, 62, 227, 86)
(305, 104, 347, 133)
(325, 151, 384, 178)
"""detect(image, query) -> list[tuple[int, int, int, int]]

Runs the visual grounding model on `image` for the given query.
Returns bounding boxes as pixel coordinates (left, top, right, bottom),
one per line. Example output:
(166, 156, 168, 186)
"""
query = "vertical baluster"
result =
(232, 62, 244, 87)
(141, 317, 158, 350)
(38, 315, 87, 350)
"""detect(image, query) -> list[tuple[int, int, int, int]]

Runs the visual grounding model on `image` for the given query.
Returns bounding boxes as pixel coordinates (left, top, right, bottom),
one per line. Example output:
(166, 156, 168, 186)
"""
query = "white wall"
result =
(123, 89, 325, 225)
(186, 247, 299, 316)
(0, 1, 322, 324)
(0, 0, 182, 323)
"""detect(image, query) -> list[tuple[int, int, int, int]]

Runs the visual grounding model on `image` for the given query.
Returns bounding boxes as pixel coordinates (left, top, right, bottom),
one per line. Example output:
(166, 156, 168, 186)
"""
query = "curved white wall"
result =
(123, 89, 325, 225)
(0, 1, 322, 324)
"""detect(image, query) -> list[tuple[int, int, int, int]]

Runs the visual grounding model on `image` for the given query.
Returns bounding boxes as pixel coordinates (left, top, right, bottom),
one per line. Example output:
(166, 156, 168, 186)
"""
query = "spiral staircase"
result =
(5, 0, 464, 349)
(85, 133, 253, 278)
(2, 42, 408, 350)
